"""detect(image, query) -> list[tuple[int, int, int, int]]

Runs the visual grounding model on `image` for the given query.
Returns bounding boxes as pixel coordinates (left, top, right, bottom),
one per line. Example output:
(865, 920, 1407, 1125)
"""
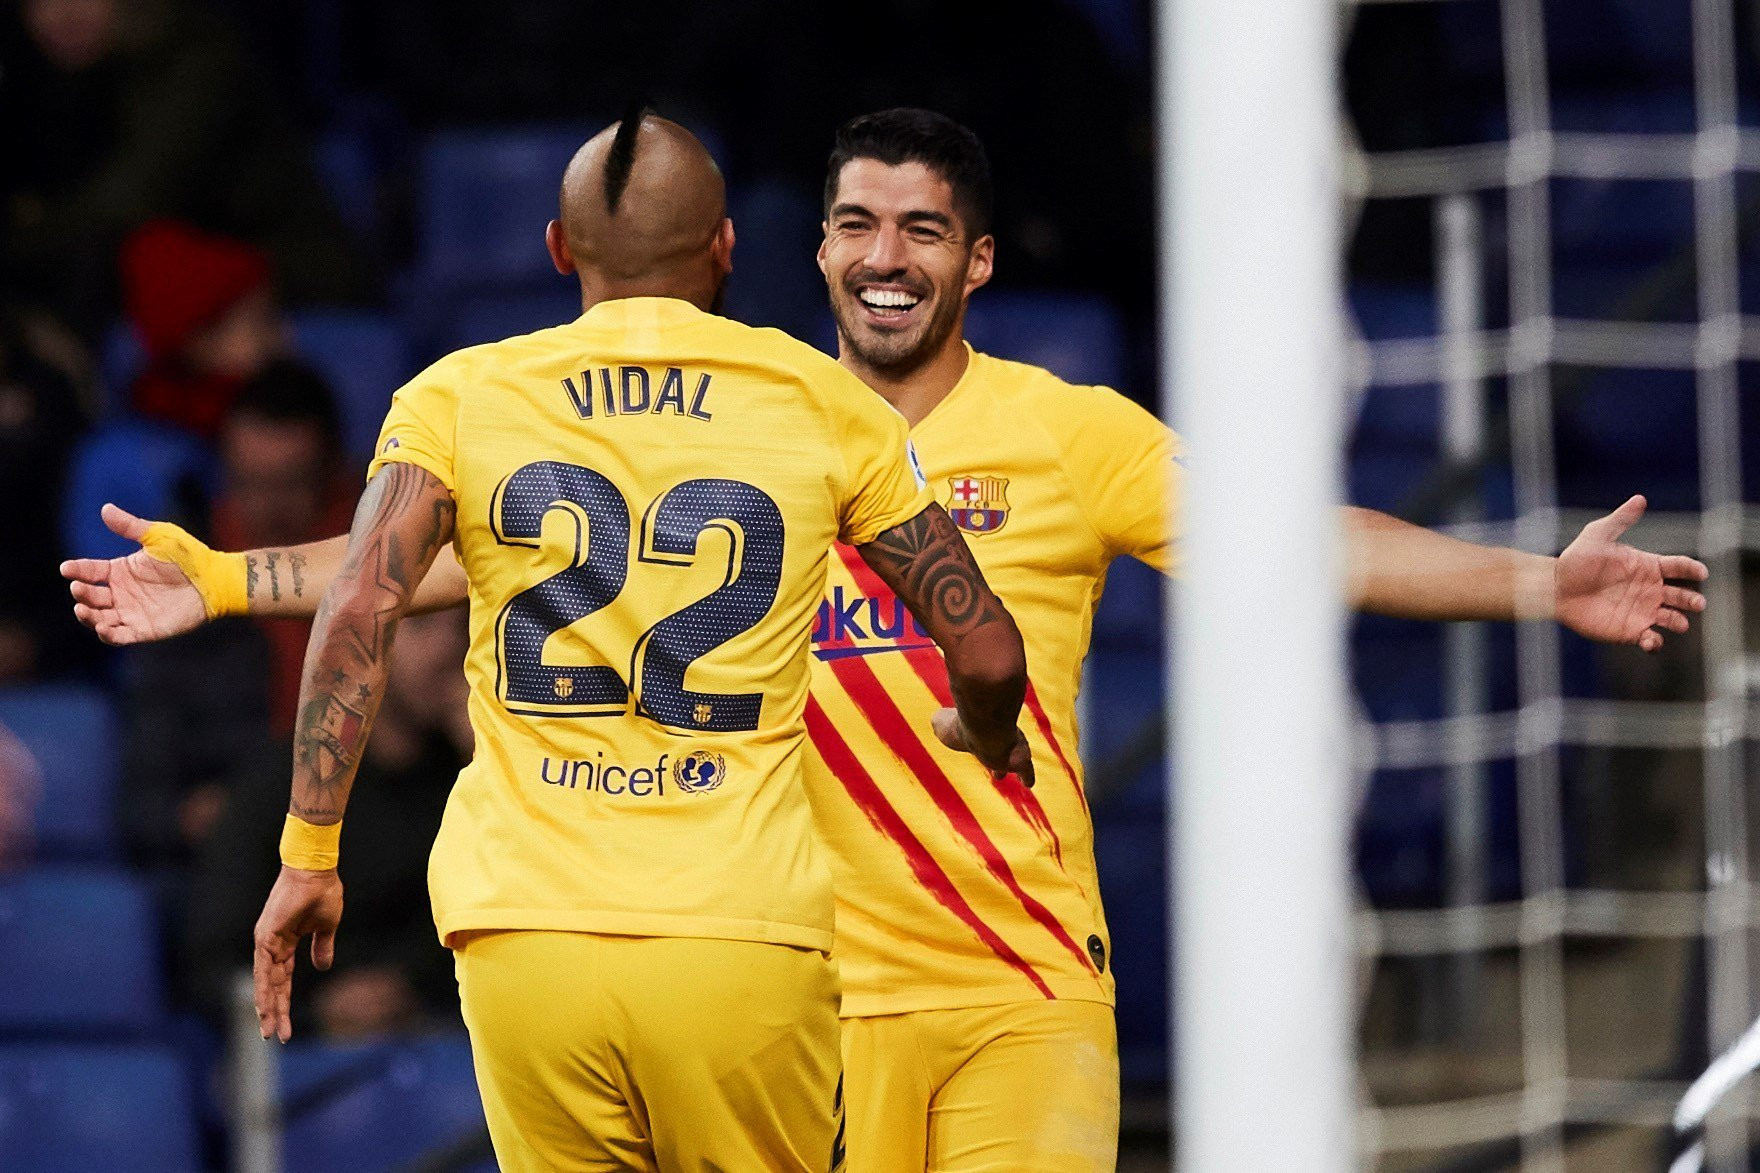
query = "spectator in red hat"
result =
(121, 220, 289, 437)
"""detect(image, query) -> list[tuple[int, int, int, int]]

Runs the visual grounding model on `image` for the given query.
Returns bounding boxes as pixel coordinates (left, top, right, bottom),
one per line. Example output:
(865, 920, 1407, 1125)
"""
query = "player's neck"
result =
(576, 274, 718, 314)
(839, 332, 970, 428)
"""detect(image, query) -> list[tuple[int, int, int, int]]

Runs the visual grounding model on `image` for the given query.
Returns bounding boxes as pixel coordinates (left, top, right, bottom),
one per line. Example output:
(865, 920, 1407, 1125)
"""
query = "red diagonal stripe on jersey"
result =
(804, 698, 1054, 1000)
(898, 646, 1063, 865)
(833, 543, 1070, 855)
(1022, 685, 1088, 817)
(828, 654, 1096, 977)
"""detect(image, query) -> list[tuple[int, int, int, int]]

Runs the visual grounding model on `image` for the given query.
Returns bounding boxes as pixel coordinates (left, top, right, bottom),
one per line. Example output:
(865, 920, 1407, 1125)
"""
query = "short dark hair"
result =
(227, 359, 341, 452)
(824, 108, 993, 239)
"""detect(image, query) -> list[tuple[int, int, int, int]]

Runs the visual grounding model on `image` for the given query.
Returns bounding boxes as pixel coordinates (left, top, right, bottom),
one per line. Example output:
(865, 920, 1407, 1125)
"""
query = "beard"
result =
(833, 286, 963, 376)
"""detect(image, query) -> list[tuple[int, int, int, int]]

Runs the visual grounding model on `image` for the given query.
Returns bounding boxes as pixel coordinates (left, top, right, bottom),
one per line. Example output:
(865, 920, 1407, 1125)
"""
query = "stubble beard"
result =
(834, 288, 962, 378)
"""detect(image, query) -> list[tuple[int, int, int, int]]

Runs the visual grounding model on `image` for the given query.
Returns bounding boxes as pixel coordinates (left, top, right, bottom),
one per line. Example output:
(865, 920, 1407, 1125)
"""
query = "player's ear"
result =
(546, 220, 576, 276)
(963, 234, 994, 298)
(711, 216, 735, 277)
(816, 224, 830, 277)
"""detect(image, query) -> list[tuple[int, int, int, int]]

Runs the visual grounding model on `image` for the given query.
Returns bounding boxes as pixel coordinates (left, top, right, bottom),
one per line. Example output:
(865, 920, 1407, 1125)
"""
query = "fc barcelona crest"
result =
(948, 476, 1010, 535)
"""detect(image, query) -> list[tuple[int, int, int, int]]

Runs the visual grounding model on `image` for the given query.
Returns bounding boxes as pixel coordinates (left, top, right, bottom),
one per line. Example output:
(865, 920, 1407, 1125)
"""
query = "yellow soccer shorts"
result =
(841, 999, 1119, 1173)
(455, 930, 845, 1173)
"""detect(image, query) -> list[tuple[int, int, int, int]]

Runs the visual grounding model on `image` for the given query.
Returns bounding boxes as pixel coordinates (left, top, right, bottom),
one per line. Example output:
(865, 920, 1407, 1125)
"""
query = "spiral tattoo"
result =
(858, 505, 1007, 639)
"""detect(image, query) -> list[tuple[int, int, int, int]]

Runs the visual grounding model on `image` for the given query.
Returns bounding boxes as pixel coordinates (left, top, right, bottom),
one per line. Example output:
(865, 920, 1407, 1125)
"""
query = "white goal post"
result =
(1159, 0, 1356, 1169)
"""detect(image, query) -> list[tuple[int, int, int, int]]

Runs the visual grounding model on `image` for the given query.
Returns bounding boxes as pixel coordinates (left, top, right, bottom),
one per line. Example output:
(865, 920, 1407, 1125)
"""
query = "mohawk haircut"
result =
(825, 108, 994, 239)
(604, 96, 652, 213)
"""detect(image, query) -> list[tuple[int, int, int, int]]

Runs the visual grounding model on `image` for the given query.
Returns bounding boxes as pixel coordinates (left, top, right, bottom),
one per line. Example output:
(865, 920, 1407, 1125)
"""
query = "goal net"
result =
(1344, 0, 1755, 1168)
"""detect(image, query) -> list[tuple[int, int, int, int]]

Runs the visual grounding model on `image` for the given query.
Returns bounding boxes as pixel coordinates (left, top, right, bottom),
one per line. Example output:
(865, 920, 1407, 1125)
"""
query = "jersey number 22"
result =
(490, 460, 784, 732)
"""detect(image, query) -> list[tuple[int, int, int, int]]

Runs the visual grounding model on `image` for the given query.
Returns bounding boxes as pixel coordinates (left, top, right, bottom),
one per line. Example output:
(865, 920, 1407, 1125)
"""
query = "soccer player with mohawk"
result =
(68, 109, 1709, 1171)
(72, 106, 1036, 1172)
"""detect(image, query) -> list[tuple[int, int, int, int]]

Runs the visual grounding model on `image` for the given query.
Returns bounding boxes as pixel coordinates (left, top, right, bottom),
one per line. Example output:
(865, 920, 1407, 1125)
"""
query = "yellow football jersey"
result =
(367, 296, 931, 953)
(806, 345, 1179, 1016)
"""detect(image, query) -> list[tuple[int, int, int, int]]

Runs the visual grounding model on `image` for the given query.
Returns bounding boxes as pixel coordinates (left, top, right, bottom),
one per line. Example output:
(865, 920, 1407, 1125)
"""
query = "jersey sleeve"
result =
(364, 353, 468, 492)
(827, 368, 935, 546)
(1055, 385, 1183, 576)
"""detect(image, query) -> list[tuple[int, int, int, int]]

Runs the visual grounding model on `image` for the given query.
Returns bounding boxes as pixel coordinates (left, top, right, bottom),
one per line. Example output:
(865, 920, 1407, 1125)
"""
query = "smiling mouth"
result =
(854, 286, 925, 322)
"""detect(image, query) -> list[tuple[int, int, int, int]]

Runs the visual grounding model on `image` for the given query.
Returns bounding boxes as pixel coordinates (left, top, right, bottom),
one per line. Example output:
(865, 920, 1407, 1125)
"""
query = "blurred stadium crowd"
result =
(1, 0, 1750, 1166)
(0, 0, 1160, 1166)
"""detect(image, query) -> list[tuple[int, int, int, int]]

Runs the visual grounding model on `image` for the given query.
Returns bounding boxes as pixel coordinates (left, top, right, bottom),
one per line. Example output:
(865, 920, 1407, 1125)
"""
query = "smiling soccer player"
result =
(65, 108, 1708, 1173)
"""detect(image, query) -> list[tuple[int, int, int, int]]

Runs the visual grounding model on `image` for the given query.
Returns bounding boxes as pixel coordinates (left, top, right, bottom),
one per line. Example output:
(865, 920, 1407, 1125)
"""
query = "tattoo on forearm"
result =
(245, 554, 260, 600)
(290, 552, 307, 597)
(859, 505, 1006, 638)
(861, 505, 1024, 761)
(288, 463, 456, 826)
(266, 551, 282, 602)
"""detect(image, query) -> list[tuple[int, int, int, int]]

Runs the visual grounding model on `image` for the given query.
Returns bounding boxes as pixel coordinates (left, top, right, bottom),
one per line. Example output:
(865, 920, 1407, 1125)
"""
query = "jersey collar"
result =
(578, 297, 708, 330)
(912, 341, 983, 435)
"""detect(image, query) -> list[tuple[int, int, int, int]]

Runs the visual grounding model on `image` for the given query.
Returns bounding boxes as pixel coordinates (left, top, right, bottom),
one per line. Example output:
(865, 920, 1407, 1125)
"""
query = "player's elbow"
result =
(319, 579, 400, 635)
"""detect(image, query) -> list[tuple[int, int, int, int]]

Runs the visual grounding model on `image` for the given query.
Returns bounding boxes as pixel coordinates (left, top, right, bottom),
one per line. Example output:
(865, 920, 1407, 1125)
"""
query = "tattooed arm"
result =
(252, 463, 456, 1042)
(285, 463, 456, 822)
(857, 504, 1033, 785)
(243, 534, 468, 618)
(59, 505, 469, 649)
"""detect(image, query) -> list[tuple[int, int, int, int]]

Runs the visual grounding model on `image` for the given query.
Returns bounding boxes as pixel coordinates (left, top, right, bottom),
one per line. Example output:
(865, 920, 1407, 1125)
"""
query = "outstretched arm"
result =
(857, 504, 1033, 784)
(61, 503, 470, 646)
(252, 464, 456, 1042)
(1345, 496, 1709, 651)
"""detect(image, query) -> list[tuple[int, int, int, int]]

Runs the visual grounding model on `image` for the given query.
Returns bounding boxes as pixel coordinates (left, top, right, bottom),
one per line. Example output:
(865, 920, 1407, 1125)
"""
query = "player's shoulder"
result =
(969, 349, 1164, 438)
(732, 323, 902, 426)
(401, 338, 501, 391)
(729, 320, 862, 389)
(403, 323, 586, 400)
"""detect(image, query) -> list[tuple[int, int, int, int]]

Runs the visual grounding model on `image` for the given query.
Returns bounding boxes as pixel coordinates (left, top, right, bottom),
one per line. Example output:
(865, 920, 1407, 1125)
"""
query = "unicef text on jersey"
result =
(539, 748, 727, 799)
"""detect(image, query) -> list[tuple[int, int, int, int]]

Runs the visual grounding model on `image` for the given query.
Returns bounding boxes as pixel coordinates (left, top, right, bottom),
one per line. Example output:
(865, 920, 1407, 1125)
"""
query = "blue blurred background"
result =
(0, 0, 1744, 1167)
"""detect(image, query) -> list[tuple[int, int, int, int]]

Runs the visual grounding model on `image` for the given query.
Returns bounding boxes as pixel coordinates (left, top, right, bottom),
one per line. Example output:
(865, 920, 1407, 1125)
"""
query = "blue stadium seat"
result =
(1348, 450, 1440, 515)
(1555, 367, 1699, 512)
(281, 1035, 491, 1173)
(1055, 0, 1145, 65)
(964, 291, 1128, 389)
(1080, 648, 1163, 785)
(314, 124, 383, 242)
(1348, 282, 1438, 342)
(416, 125, 598, 290)
(1550, 90, 1697, 136)
(1091, 555, 1161, 649)
(442, 287, 583, 353)
(0, 1043, 199, 1173)
(1092, 813, 1166, 1084)
(1351, 615, 1446, 724)
(0, 866, 163, 1034)
(290, 310, 414, 460)
(1356, 764, 1451, 906)
(0, 686, 120, 861)
(98, 322, 146, 415)
(724, 178, 840, 346)
(1352, 385, 1442, 453)
(60, 421, 216, 563)
(1544, 0, 1692, 89)
(1551, 178, 1693, 266)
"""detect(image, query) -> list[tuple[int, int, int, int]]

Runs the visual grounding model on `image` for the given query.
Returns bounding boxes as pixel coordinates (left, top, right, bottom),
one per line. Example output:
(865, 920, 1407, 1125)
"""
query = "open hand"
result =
(59, 504, 207, 645)
(930, 708, 1036, 788)
(253, 865, 344, 1042)
(1556, 495, 1709, 652)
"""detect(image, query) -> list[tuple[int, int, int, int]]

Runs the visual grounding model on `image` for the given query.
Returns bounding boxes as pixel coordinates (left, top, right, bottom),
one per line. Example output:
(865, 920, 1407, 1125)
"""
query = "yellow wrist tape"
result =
(279, 814, 342, 871)
(140, 522, 249, 619)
